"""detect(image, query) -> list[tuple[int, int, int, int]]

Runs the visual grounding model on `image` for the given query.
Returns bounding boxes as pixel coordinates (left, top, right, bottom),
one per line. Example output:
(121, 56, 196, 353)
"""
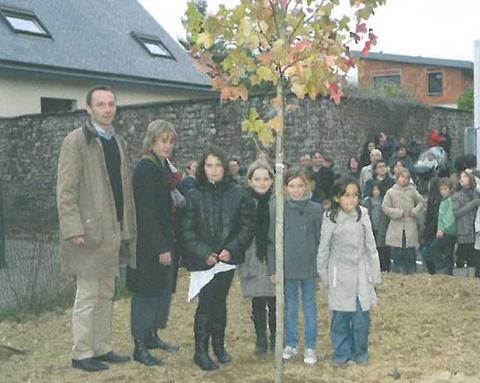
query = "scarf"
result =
(250, 189, 271, 263)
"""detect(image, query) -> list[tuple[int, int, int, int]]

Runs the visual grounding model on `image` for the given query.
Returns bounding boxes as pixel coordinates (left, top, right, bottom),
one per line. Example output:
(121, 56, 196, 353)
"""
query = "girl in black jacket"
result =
(179, 145, 255, 371)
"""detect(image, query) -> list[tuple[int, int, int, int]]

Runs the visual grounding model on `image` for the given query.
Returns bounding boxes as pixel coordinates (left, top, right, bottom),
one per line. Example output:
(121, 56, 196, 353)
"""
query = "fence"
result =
(0, 183, 74, 313)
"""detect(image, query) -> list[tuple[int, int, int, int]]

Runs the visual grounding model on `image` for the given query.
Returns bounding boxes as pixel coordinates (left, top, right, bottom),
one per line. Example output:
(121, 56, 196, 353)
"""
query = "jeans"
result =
(430, 235, 456, 275)
(331, 298, 371, 363)
(391, 247, 416, 274)
(284, 278, 317, 349)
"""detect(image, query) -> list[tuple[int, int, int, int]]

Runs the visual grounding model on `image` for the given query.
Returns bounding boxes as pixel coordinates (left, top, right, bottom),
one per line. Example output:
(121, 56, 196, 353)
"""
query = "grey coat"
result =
(267, 197, 323, 280)
(382, 184, 424, 248)
(317, 207, 381, 312)
(453, 188, 480, 244)
(238, 197, 275, 298)
(362, 196, 389, 247)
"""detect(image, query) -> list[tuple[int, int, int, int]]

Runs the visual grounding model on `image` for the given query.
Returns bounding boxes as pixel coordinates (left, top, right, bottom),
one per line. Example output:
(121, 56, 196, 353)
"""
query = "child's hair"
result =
(460, 170, 477, 189)
(327, 177, 362, 223)
(370, 179, 384, 196)
(395, 168, 411, 181)
(246, 159, 274, 187)
(284, 166, 313, 190)
(439, 177, 454, 192)
(427, 177, 442, 206)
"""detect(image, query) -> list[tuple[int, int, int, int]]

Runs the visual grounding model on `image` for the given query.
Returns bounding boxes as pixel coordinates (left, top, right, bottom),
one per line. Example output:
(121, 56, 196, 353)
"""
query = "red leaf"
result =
(293, 39, 313, 52)
(329, 82, 344, 105)
(362, 40, 371, 56)
(356, 23, 368, 33)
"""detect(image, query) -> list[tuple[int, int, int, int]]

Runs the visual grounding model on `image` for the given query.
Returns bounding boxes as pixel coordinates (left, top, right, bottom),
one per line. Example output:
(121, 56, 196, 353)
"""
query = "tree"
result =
(457, 87, 473, 112)
(185, 1, 385, 381)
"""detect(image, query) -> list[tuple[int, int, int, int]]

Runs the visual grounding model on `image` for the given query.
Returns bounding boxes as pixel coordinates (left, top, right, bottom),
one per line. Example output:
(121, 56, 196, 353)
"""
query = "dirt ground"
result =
(1, 270, 480, 383)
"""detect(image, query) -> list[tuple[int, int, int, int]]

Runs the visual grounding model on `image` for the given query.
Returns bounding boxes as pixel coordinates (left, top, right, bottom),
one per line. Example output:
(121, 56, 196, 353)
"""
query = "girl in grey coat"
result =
(317, 177, 381, 366)
(267, 167, 323, 365)
(238, 160, 276, 354)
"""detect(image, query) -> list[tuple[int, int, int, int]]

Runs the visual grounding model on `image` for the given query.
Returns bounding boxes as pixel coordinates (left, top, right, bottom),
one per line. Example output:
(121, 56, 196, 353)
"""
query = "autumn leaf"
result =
(329, 82, 344, 105)
(258, 126, 275, 146)
(221, 85, 249, 101)
(257, 66, 278, 84)
(362, 40, 371, 56)
(196, 32, 213, 49)
(266, 115, 283, 133)
(356, 23, 368, 33)
(293, 39, 313, 53)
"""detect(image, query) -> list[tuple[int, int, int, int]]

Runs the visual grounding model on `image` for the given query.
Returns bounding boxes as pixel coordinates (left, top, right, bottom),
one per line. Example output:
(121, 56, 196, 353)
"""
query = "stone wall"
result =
(0, 94, 473, 233)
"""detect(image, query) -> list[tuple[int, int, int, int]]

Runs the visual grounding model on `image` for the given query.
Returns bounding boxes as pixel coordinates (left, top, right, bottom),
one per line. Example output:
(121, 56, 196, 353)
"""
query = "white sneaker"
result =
(304, 348, 317, 364)
(282, 346, 297, 360)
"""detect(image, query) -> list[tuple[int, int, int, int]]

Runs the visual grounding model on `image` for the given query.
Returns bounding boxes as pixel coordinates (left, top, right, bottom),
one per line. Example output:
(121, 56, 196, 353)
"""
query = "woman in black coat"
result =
(127, 120, 179, 366)
(179, 145, 256, 371)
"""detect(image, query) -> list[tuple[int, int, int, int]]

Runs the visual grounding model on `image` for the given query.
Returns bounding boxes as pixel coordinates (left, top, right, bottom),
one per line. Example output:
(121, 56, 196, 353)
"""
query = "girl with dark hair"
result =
(383, 169, 424, 274)
(238, 160, 276, 354)
(178, 145, 256, 371)
(317, 177, 381, 366)
(421, 177, 443, 274)
(268, 167, 323, 365)
(359, 140, 376, 167)
(347, 156, 361, 180)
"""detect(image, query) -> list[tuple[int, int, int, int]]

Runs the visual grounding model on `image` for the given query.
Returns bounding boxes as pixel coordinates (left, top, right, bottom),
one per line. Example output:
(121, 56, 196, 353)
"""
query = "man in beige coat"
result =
(57, 86, 136, 372)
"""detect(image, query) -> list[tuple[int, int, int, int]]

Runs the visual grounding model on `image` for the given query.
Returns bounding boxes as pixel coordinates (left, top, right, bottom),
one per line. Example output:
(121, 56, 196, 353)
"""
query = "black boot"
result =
(133, 339, 161, 366)
(146, 332, 179, 353)
(268, 297, 276, 353)
(252, 299, 268, 355)
(211, 314, 232, 364)
(194, 314, 218, 371)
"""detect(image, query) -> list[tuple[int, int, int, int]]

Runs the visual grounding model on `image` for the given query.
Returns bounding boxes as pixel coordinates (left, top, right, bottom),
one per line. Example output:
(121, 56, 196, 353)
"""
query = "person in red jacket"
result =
(427, 128, 444, 148)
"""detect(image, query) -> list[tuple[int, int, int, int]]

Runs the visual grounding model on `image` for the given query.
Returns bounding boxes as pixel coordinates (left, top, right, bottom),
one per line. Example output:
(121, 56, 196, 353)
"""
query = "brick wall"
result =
(358, 60, 473, 106)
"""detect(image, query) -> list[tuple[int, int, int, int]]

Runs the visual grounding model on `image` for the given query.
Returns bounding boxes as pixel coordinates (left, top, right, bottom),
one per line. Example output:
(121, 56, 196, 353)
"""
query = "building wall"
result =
(358, 60, 473, 106)
(0, 73, 213, 117)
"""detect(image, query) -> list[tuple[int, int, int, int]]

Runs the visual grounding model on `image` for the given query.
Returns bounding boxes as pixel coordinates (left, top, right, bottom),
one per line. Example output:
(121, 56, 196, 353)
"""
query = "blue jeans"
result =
(331, 298, 370, 363)
(284, 278, 317, 349)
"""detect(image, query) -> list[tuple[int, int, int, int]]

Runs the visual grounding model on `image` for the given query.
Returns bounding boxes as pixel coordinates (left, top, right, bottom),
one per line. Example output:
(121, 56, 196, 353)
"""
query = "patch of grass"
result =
(0, 309, 21, 322)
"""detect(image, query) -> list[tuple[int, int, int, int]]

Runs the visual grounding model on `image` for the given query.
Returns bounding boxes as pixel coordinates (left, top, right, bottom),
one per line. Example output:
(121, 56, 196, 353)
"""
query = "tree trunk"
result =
(274, 81, 285, 383)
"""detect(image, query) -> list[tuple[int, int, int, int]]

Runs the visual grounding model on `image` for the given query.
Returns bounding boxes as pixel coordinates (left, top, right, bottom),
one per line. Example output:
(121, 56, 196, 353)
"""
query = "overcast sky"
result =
(138, 0, 479, 62)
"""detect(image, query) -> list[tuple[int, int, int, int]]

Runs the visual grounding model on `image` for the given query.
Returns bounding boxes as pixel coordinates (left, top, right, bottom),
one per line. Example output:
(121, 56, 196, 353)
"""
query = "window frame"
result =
(0, 6, 51, 38)
(427, 71, 443, 96)
(372, 74, 401, 88)
(131, 32, 176, 60)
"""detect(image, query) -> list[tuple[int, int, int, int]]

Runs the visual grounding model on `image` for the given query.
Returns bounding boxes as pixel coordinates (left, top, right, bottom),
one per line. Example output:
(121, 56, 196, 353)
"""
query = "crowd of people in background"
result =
(58, 85, 475, 375)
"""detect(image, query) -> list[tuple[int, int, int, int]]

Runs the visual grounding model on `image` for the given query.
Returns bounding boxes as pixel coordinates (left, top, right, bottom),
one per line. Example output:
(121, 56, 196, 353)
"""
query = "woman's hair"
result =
(246, 159, 274, 185)
(327, 177, 362, 223)
(347, 156, 360, 171)
(195, 145, 231, 185)
(460, 170, 477, 190)
(284, 166, 313, 190)
(395, 168, 411, 181)
(439, 177, 454, 191)
(142, 119, 177, 154)
(427, 177, 442, 207)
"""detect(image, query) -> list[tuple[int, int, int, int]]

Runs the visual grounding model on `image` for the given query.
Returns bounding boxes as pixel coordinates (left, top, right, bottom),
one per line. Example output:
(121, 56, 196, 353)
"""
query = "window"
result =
(131, 32, 175, 59)
(373, 75, 400, 88)
(0, 7, 50, 37)
(427, 72, 443, 95)
(41, 98, 77, 114)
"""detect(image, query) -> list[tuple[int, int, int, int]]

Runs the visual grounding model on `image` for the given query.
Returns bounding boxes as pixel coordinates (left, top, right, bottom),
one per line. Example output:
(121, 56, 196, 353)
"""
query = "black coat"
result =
(127, 156, 175, 296)
(309, 166, 335, 203)
(364, 175, 395, 198)
(178, 180, 256, 271)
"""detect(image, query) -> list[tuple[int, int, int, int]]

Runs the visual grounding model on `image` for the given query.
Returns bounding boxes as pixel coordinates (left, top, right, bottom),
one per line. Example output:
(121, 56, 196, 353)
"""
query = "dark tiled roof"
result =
(0, 0, 211, 90)
(353, 51, 473, 71)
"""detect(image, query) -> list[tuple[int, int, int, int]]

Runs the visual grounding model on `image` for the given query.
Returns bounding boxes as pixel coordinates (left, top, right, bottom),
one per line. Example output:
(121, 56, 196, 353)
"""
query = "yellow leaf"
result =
(258, 126, 275, 147)
(266, 115, 283, 133)
(290, 82, 306, 99)
(196, 32, 213, 49)
(257, 66, 278, 84)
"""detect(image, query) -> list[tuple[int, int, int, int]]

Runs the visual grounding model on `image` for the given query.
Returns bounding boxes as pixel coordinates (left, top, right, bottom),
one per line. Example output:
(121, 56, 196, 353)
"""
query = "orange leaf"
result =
(329, 82, 344, 105)
(293, 40, 313, 53)
(362, 40, 371, 56)
(220, 85, 249, 101)
(267, 115, 283, 132)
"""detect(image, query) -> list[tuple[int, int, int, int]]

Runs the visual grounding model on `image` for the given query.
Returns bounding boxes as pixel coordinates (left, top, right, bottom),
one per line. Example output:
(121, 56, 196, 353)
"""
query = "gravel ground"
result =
(1, 271, 480, 383)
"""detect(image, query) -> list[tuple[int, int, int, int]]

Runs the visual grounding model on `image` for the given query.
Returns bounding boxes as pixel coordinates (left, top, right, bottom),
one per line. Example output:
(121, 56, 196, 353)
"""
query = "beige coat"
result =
(57, 121, 136, 278)
(382, 184, 424, 248)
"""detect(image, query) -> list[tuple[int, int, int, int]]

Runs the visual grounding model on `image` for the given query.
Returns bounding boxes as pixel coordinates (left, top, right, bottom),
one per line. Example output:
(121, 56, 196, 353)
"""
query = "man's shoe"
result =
(94, 351, 130, 364)
(72, 357, 109, 372)
(147, 333, 179, 353)
(133, 339, 162, 367)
